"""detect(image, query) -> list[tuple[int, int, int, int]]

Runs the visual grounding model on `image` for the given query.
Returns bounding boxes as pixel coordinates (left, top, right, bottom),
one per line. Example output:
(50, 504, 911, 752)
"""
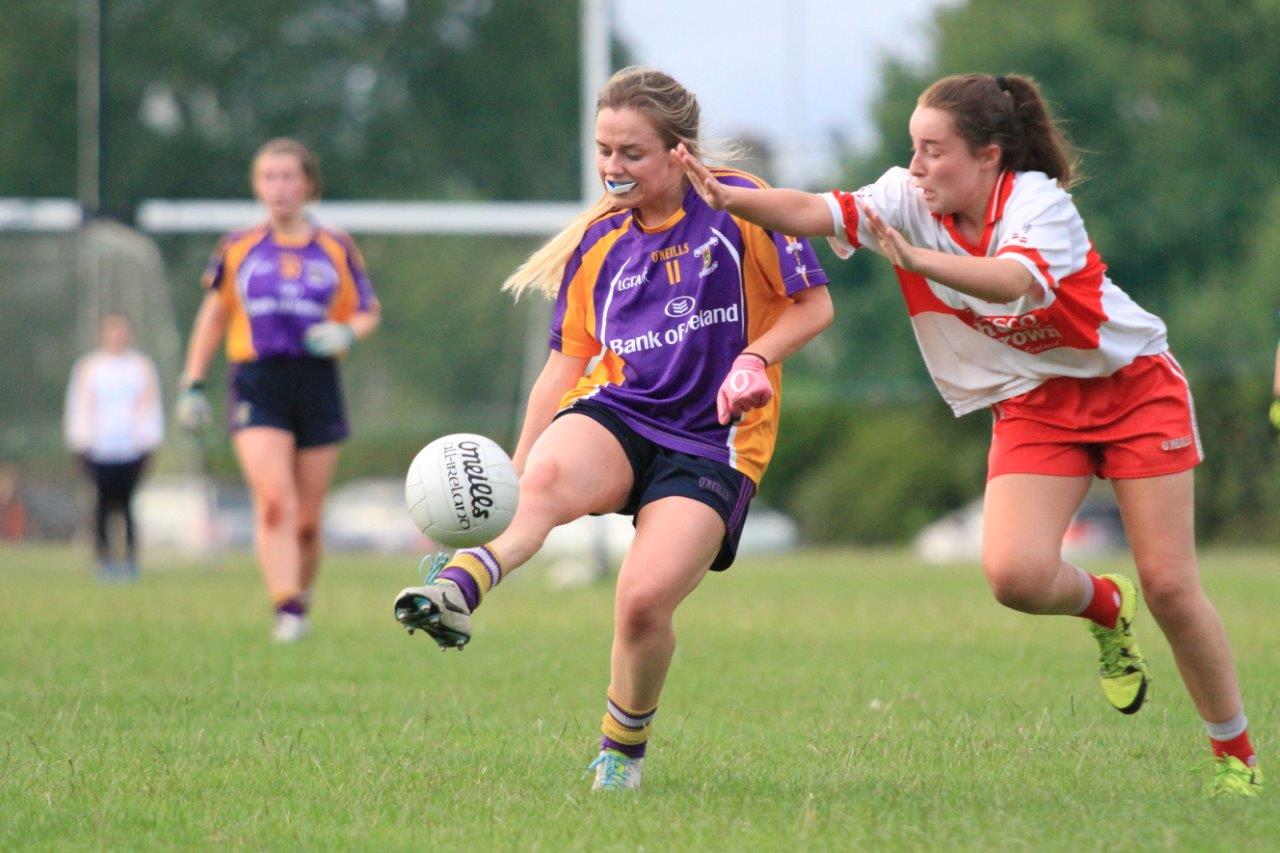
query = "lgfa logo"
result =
(617, 272, 645, 291)
(664, 295, 696, 318)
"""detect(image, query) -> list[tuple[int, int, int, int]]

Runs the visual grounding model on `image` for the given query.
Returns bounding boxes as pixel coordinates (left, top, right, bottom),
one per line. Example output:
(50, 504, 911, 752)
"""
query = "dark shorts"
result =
(228, 357, 349, 449)
(556, 399, 755, 572)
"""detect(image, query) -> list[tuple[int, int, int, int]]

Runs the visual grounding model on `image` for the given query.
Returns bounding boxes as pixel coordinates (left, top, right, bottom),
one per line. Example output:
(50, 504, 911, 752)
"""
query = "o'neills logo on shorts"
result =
(698, 476, 730, 501)
(1161, 436, 1193, 451)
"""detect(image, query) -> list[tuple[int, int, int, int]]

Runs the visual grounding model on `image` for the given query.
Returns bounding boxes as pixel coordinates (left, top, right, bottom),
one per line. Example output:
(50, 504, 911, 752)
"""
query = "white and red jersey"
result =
(823, 167, 1167, 416)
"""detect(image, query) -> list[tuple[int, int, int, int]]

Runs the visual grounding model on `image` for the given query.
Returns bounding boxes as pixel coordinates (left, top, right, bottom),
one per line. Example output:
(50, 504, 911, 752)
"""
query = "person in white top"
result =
(678, 73, 1260, 796)
(65, 313, 164, 580)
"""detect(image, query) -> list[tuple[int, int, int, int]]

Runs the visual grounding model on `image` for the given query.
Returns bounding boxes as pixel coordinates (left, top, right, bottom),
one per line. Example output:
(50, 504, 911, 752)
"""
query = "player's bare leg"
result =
(591, 496, 721, 791)
(294, 443, 340, 595)
(983, 472, 1150, 714)
(486, 414, 633, 568)
(1113, 470, 1258, 791)
(609, 498, 720, 711)
(981, 473, 1093, 614)
(234, 427, 306, 640)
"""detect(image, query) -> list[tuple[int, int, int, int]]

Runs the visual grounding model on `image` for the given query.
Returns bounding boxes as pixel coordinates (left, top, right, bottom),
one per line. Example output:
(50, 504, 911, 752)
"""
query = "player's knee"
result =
(518, 457, 561, 503)
(615, 587, 671, 639)
(256, 490, 295, 530)
(983, 551, 1055, 612)
(297, 519, 320, 549)
(1138, 568, 1202, 619)
(518, 457, 576, 523)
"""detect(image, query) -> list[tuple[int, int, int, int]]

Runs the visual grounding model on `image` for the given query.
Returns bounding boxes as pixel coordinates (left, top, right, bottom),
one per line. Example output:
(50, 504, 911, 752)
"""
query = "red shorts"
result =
(988, 353, 1202, 480)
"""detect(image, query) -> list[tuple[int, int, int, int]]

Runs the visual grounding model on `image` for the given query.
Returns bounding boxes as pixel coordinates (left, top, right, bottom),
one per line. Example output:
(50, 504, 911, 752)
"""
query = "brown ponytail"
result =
(919, 74, 1080, 188)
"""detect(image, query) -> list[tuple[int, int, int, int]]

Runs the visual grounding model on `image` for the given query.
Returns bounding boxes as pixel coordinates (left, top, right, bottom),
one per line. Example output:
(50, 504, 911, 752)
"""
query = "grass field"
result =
(1, 543, 1276, 849)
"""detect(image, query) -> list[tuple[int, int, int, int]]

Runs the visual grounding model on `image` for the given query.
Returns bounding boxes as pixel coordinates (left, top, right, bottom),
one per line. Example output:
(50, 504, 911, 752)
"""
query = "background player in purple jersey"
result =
(176, 138, 381, 643)
(394, 67, 833, 792)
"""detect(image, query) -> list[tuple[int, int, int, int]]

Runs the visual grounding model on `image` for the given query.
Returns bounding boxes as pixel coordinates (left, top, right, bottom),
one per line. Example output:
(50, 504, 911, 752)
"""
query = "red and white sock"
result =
(1206, 711, 1256, 766)
(1073, 569, 1120, 629)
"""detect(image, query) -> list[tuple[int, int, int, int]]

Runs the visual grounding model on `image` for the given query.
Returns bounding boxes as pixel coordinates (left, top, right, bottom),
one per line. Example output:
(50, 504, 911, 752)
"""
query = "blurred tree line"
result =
(776, 0, 1280, 544)
(3, 0, 1279, 543)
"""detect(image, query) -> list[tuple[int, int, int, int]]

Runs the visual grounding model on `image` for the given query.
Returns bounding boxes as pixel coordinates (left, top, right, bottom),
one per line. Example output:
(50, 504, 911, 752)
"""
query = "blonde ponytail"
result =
(502, 66, 713, 300)
(501, 195, 618, 299)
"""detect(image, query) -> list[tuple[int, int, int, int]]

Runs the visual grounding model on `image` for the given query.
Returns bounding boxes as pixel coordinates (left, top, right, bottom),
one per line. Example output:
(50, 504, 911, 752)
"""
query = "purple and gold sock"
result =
(600, 693, 657, 759)
(274, 593, 308, 617)
(436, 545, 503, 612)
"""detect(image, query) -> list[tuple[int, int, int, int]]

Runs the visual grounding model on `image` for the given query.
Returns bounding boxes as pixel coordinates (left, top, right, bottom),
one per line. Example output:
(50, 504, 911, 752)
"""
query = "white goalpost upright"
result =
(1, 0, 617, 563)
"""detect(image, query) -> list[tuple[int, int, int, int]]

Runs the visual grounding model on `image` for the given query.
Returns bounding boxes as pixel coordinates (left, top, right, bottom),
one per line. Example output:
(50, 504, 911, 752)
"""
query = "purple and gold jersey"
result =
(201, 224, 378, 362)
(551, 170, 829, 484)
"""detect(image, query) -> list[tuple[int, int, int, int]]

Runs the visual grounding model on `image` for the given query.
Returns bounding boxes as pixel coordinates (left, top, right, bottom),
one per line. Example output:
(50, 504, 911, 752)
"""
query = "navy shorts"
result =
(556, 399, 755, 571)
(228, 357, 349, 449)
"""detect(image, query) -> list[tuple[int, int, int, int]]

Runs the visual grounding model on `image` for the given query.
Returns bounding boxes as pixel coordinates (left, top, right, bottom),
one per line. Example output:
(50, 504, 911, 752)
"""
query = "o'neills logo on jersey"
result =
(608, 304, 740, 355)
(970, 311, 1064, 354)
(651, 243, 689, 263)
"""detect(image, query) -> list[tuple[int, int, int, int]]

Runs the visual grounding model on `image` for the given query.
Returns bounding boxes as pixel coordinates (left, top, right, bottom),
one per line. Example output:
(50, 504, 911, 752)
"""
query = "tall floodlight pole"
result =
(580, 0, 610, 203)
(77, 0, 104, 217)
(76, 0, 106, 342)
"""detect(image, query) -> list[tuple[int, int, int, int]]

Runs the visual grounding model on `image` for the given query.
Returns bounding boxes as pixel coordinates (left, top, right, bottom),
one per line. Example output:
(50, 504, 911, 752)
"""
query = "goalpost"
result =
(0, 0, 616, 562)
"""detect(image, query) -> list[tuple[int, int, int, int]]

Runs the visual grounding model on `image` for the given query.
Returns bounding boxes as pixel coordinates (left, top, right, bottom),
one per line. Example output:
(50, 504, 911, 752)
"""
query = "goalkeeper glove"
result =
(304, 321, 356, 357)
(174, 381, 212, 432)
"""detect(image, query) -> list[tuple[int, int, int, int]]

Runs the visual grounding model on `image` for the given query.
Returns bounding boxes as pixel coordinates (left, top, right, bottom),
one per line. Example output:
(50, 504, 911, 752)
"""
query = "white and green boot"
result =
(588, 749, 643, 792)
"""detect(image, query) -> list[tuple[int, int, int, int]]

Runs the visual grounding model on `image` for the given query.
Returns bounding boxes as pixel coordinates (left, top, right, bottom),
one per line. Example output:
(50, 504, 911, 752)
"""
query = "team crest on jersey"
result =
(785, 240, 808, 276)
(279, 253, 302, 280)
(694, 235, 720, 278)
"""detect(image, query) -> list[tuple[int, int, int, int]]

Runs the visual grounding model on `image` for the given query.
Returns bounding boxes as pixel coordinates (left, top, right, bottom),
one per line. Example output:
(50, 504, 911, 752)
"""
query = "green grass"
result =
(1, 544, 1277, 849)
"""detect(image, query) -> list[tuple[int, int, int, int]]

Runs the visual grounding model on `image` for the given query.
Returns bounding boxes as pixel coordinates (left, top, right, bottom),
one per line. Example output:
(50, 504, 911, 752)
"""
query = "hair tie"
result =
(995, 76, 1010, 93)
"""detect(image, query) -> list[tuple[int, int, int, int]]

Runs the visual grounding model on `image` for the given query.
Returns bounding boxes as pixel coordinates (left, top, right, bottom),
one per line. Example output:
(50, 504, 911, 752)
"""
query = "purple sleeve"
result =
(200, 236, 231, 291)
(771, 233, 829, 296)
(343, 238, 378, 310)
(714, 172, 829, 297)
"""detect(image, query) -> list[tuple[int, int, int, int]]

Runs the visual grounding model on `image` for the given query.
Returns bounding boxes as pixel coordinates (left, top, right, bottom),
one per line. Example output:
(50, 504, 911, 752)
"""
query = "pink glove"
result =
(717, 353, 772, 425)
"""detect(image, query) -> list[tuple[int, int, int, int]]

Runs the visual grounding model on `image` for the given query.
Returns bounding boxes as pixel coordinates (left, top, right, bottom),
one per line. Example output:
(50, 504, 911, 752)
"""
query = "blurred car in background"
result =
(323, 477, 431, 553)
(914, 492, 1126, 564)
(131, 475, 800, 571)
(134, 475, 252, 555)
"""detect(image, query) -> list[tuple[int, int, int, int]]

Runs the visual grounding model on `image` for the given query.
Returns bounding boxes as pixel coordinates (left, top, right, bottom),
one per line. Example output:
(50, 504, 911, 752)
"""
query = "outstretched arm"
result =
(675, 145, 834, 238)
(862, 205, 1036, 304)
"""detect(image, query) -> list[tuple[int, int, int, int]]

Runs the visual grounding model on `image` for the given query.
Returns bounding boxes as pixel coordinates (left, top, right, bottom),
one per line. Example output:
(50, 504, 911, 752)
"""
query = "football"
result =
(404, 433, 519, 549)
